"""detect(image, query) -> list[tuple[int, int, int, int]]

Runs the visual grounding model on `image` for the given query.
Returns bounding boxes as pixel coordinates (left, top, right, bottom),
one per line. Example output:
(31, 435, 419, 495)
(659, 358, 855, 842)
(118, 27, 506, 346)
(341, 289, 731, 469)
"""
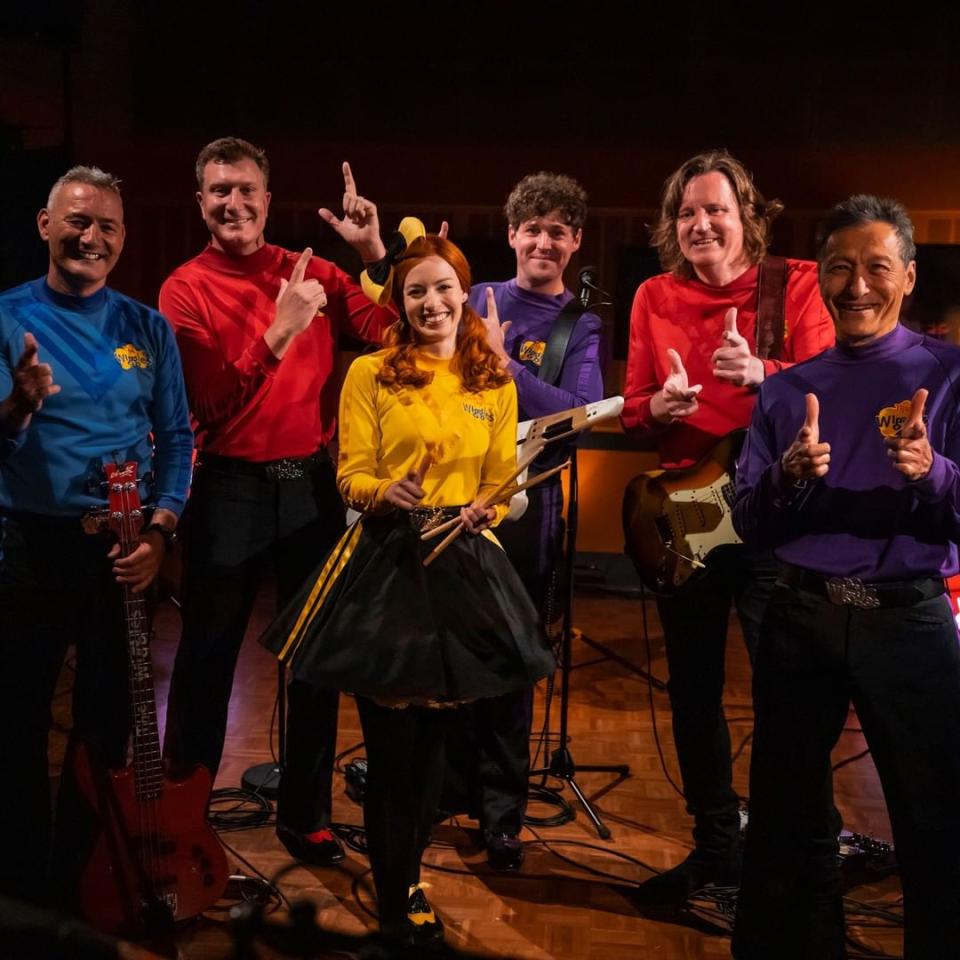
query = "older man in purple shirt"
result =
(732, 194, 960, 960)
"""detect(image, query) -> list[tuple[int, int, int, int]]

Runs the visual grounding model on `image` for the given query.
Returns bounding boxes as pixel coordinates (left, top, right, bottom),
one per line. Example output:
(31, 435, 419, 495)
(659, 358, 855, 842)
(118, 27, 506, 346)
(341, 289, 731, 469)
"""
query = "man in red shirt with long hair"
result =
(621, 150, 834, 902)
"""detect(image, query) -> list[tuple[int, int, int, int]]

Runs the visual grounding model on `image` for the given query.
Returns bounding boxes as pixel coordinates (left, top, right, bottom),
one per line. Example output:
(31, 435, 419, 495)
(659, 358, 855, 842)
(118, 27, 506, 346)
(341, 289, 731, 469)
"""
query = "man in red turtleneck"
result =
(621, 150, 834, 903)
(160, 137, 396, 866)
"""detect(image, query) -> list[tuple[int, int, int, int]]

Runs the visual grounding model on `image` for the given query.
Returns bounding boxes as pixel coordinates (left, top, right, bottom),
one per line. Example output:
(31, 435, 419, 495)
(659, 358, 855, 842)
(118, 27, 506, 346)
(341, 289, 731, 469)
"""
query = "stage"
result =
(45, 581, 904, 959)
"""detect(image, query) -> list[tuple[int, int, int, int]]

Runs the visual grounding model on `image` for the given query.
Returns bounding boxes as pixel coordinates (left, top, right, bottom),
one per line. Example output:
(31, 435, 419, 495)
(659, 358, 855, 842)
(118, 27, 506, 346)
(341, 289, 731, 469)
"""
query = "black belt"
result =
(777, 562, 945, 610)
(200, 449, 329, 481)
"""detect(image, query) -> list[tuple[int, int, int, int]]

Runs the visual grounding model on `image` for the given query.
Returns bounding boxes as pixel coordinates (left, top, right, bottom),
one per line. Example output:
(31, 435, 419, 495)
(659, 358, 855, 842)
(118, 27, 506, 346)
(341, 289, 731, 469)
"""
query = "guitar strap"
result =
(754, 254, 788, 360)
(538, 297, 587, 386)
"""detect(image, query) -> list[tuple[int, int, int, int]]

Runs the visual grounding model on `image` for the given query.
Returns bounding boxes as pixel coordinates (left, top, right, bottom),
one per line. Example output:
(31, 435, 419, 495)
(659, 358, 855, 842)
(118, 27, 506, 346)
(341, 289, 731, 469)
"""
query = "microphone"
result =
(577, 266, 599, 308)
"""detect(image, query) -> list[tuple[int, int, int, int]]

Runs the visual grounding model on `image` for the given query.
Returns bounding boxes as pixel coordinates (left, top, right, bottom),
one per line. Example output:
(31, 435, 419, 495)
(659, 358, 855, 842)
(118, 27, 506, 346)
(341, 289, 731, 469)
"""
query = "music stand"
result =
(530, 450, 630, 839)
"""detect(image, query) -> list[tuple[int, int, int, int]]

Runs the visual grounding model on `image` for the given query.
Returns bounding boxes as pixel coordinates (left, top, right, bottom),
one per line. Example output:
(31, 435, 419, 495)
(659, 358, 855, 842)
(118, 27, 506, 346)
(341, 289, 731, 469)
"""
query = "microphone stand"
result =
(529, 280, 630, 837)
(240, 663, 285, 798)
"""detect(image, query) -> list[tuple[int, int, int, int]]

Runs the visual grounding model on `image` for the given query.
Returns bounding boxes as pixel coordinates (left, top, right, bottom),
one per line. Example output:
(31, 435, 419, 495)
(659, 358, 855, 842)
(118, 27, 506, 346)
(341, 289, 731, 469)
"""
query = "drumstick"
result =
(421, 459, 571, 566)
(419, 460, 570, 541)
(421, 446, 542, 567)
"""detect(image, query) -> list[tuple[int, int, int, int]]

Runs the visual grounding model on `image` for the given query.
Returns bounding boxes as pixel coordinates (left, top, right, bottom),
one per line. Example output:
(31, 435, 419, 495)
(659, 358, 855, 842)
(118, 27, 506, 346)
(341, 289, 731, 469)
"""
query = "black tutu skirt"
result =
(260, 510, 555, 704)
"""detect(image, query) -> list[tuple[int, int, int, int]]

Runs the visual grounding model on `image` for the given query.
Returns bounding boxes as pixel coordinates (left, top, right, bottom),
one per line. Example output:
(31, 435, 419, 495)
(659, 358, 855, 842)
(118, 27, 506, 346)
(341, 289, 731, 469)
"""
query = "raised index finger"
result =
(342, 161, 357, 199)
(289, 247, 312, 285)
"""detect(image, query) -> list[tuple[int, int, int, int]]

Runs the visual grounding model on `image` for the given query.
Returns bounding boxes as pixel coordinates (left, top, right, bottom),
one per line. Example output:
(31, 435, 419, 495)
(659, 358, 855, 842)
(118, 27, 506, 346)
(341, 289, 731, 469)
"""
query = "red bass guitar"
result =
(70, 461, 228, 937)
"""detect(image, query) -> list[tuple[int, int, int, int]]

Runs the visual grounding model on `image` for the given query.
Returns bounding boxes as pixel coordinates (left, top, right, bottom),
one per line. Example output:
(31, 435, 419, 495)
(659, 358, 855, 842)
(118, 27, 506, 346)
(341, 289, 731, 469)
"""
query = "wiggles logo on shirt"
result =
(463, 401, 494, 423)
(875, 399, 914, 438)
(519, 340, 546, 366)
(114, 344, 150, 370)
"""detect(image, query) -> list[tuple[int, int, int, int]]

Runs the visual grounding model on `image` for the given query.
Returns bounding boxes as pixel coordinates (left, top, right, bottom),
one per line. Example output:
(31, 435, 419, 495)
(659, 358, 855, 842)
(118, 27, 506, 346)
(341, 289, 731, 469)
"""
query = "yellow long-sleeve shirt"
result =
(337, 349, 518, 525)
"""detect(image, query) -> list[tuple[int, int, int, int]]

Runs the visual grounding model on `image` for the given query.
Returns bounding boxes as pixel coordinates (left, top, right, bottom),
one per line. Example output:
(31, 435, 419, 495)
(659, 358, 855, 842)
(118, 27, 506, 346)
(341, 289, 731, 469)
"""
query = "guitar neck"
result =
(123, 584, 163, 802)
(106, 459, 164, 803)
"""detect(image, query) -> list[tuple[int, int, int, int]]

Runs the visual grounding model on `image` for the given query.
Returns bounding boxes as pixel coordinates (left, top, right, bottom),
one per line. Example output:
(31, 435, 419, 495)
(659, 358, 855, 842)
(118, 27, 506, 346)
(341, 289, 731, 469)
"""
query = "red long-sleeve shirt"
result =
(159, 243, 396, 461)
(620, 259, 834, 468)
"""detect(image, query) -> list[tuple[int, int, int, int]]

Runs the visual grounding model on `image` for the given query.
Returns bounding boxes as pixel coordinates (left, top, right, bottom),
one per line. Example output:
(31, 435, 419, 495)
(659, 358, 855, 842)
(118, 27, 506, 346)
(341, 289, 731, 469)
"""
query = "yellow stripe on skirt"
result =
(277, 520, 364, 662)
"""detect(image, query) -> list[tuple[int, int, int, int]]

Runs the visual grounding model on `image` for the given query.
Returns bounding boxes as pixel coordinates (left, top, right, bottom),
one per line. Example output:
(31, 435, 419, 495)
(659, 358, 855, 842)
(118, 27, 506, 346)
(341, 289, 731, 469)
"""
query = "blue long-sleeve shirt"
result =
(0, 279, 193, 517)
(734, 323, 960, 581)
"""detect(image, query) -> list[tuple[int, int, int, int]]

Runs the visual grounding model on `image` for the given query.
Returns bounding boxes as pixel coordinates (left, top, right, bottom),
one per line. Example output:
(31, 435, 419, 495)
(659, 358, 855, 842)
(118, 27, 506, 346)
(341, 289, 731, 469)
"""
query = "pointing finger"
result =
(342, 160, 357, 198)
(438, 220, 449, 240)
(290, 248, 312, 285)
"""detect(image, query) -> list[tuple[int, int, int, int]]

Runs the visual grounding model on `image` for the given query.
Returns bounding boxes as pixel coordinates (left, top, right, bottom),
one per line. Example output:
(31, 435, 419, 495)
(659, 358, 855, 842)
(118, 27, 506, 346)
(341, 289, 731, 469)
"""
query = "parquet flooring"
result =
(48, 582, 905, 959)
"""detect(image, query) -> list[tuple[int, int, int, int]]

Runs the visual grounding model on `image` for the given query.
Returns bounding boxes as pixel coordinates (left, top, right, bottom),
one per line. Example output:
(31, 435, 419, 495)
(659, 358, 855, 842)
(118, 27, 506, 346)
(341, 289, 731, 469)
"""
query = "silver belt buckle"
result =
(825, 576, 881, 609)
(267, 458, 305, 480)
(410, 506, 448, 533)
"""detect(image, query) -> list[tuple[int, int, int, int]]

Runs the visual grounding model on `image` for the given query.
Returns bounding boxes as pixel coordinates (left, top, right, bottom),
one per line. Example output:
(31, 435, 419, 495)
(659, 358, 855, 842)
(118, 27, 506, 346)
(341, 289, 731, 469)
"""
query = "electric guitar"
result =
(622, 431, 745, 595)
(70, 461, 228, 937)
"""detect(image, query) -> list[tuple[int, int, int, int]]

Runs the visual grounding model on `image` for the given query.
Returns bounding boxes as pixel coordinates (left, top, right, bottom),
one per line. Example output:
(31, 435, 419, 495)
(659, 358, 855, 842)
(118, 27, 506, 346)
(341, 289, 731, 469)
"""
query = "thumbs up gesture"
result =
(885, 388, 932, 480)
(650, 348, 703, 423)
(0, 333, 61, 434)
(384, 453, 431, 511)
(780, 393, 831, 483)
(712, 308, 765, 388)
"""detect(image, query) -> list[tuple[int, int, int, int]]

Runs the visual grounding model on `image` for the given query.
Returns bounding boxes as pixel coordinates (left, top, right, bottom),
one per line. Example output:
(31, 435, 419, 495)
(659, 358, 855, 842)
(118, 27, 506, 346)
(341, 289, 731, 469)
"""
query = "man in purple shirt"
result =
(731, 195, 960, 960)
(446, 173, 603, 870)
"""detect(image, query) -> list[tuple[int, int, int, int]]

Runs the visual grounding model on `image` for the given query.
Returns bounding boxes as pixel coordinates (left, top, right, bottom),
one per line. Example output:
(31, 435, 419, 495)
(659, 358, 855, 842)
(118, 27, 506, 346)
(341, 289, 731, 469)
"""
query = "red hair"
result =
(377, 236, 511, 393)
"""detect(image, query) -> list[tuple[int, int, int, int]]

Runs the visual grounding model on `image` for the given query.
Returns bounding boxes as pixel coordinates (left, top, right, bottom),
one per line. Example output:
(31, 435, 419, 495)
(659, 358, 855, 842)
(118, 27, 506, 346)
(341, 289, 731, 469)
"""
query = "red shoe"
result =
(277, 825, 345, 866)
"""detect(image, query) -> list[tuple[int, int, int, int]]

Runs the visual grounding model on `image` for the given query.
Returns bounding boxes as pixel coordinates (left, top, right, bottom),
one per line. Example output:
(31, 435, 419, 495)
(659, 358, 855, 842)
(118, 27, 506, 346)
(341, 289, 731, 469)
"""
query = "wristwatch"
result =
(144, 522, 178, 548)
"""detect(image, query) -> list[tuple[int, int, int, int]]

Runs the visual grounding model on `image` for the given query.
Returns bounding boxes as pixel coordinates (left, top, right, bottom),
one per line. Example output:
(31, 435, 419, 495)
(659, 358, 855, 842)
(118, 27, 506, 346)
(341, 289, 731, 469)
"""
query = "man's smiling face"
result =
(197, 157, 271, 257)
(38, 182, 125, 297)
(819, 221, 916, 346)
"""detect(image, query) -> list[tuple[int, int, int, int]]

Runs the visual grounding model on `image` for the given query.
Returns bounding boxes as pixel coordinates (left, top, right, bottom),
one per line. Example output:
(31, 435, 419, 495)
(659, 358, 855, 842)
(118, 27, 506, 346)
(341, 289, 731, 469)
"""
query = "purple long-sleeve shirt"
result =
(469, 279, 604, 582)
(734, 323, 960, 581)
(468, 278, 603, 428)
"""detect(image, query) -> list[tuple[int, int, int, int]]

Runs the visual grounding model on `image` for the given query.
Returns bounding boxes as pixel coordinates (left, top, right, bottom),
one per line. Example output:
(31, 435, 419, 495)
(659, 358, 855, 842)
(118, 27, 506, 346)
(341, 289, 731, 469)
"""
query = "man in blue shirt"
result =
(0, 166, 193, 906)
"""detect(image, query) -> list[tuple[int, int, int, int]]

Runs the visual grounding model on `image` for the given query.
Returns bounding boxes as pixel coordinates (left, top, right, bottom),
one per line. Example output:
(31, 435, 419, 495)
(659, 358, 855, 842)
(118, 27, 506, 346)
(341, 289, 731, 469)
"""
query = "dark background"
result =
(4, 1, 960, 373)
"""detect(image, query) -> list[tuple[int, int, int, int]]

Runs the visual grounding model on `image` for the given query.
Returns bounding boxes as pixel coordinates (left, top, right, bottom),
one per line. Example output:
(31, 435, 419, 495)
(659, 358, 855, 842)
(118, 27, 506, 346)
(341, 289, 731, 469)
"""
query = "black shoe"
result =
(276, 825, 345, 866)
(404, 884, 445, 945)
(486, 833, 524, 872)
(632, 850, 741, 905)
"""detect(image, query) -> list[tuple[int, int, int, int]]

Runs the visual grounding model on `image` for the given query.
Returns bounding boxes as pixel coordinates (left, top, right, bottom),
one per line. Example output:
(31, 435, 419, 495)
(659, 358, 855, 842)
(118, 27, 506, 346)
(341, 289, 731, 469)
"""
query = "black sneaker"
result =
(632, 850, 741, 905)
(405, 883, 445, 944)
(486, 833, 524, 871)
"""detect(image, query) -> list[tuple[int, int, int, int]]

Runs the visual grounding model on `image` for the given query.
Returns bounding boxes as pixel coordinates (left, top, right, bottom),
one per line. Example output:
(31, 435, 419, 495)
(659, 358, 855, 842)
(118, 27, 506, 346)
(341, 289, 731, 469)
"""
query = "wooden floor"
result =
(50, 580, 905, 959)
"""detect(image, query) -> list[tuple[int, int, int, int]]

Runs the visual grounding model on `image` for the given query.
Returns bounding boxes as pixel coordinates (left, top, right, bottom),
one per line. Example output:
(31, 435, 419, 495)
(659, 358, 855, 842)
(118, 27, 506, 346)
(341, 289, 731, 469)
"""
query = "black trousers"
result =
(441, 482, 563, 835)
(0, 514, 131, 905)
(356, 697, 455, 928)
(163, 456, 345, 831)
(733, 582, 960, 960)
(654, 544, 777, 857)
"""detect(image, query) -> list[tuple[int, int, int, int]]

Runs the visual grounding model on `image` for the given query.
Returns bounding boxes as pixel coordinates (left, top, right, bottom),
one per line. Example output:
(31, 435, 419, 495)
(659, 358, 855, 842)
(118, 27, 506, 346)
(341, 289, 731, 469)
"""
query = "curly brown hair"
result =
(504, 172, 587, 231)
(376, 236, 512, 394)
(650, 150, 784, 278)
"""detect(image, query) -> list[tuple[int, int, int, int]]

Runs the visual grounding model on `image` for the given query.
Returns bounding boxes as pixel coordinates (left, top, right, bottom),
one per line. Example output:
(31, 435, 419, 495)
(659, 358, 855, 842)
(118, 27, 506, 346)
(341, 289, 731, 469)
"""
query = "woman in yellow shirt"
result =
(262, 235, 553, 945)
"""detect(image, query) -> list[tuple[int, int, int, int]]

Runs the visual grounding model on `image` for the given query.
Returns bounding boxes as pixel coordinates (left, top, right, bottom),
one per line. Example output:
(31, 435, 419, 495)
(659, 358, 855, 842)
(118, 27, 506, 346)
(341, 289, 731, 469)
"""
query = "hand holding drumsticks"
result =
(421, 459, 570, 566)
